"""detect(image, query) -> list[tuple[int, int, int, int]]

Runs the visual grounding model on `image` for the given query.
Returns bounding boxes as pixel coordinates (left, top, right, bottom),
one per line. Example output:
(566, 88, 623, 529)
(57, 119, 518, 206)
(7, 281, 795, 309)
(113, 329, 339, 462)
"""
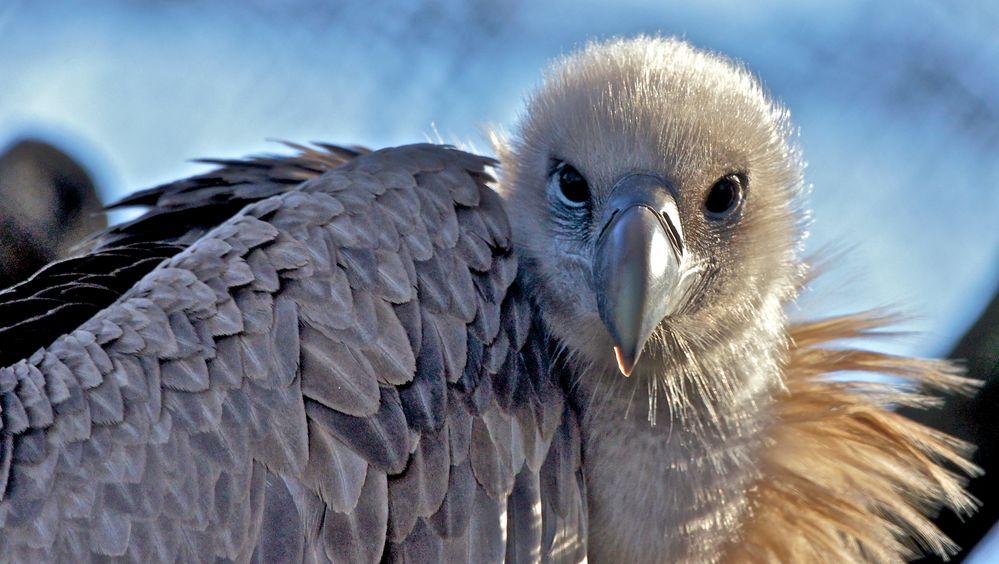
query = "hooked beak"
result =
(592, 174, 685, 376)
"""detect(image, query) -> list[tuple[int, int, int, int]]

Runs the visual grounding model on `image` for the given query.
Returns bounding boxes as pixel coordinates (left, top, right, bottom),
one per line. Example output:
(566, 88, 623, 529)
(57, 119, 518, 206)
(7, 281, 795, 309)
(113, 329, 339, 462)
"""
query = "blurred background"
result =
(1, 0, 996, 560)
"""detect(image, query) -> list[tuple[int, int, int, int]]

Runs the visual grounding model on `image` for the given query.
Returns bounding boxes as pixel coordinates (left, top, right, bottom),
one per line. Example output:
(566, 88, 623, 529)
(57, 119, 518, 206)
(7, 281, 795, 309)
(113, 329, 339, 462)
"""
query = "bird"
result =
(0, 36, 978, 563)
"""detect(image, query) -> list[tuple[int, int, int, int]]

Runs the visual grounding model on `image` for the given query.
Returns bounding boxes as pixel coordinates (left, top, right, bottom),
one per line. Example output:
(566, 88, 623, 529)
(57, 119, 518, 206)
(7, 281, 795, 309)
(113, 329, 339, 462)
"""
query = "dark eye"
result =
(704, 174, 745, 218)
(550, 161, 590, 207)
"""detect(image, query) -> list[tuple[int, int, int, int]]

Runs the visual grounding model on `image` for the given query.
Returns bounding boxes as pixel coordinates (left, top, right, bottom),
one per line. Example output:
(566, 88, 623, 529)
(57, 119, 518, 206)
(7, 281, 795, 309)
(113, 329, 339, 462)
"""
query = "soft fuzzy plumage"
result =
(728, 312, 979, 562)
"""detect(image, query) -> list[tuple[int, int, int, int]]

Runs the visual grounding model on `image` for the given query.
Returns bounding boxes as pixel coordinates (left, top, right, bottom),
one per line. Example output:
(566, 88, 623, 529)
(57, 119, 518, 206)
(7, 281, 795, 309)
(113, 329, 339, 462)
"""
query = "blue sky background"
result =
(1, 0, 998, 557)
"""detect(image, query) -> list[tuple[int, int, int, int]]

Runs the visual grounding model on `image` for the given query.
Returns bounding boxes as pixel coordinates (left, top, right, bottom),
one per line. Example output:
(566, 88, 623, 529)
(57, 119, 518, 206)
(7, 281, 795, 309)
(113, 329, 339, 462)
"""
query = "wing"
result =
(0, 143, 586, 562)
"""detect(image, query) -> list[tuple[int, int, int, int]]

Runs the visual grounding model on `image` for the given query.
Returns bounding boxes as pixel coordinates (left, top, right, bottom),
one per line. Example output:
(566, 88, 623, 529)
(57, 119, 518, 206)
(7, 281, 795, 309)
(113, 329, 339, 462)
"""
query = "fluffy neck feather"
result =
(566, 298, 787, 563)
(724, 313, 979, 563)
(564, 309, 978, 563)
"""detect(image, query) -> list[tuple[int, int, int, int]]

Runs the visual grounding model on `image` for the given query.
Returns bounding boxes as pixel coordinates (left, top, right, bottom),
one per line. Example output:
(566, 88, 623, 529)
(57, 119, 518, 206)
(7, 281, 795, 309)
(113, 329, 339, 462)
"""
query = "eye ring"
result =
(704, 174, 745, 218)
(549, 160, 590, 207)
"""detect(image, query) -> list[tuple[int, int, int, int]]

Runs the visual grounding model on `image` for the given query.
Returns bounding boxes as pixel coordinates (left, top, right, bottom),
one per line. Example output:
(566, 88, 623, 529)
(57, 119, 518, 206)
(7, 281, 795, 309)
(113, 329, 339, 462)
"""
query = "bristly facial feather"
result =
(499, 36, 806, 424)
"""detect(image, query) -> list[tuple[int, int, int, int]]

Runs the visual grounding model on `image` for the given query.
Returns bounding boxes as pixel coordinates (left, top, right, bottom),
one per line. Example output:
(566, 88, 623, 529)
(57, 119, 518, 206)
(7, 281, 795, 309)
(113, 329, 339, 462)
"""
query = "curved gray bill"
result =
(592, 175, 684, 376)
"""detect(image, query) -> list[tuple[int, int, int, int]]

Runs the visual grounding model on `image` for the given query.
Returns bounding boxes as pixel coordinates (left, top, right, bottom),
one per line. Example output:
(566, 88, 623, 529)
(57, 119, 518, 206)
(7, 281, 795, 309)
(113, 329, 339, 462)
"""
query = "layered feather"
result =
(0, 143, 582, 563)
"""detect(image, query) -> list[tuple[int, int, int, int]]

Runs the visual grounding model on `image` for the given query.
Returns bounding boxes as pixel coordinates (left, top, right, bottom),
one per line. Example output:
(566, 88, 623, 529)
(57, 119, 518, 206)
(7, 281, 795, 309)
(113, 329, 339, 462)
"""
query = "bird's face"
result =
(503, 37, 804, 378)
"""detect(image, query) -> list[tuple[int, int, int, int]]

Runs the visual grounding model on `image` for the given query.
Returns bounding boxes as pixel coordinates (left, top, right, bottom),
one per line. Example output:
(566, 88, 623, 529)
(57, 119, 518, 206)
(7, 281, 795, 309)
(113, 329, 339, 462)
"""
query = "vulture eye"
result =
(550, 161, 590, 207)
(704, 174, 744, 218)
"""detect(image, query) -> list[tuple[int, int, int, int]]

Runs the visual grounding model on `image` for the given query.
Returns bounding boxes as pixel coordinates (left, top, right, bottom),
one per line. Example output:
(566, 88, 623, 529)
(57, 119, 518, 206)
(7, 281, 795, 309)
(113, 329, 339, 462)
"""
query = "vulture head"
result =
(505, 37, 803, 394)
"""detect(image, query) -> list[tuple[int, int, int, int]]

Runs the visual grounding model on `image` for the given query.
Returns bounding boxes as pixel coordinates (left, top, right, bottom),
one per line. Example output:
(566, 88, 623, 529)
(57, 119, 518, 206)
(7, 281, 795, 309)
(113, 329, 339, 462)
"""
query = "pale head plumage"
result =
(500, 36, 806, 420)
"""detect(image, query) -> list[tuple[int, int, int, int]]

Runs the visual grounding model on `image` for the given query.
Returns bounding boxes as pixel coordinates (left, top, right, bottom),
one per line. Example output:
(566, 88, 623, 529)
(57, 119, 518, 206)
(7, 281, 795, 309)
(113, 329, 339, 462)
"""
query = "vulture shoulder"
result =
(0, 143, 586, 562)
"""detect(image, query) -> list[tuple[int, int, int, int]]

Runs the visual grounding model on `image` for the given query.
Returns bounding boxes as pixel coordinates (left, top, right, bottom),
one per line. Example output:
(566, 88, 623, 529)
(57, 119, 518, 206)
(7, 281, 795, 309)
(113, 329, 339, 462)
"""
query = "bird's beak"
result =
(592, 174, 684, 376)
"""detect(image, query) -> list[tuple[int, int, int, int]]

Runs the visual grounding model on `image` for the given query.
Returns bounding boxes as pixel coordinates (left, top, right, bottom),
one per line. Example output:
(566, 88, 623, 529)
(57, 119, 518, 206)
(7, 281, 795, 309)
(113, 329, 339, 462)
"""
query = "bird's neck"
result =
(569, 313, 785, 563)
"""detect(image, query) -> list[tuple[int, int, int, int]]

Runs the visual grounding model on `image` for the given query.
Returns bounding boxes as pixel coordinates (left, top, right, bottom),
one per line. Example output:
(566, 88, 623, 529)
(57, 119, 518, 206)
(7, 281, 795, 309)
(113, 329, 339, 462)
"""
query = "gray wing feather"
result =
(250, 473, 306, 563)
(428, 457, 475, 538)
(540, 407, 588, 563)
(0, 144, 586, 562)
(301, 419, 367, 513)
(506, 465, 543, 564)
(443, 481, 505, 562)
(368, 299, 416, 386)
(320, 468, 388, 563)
(385, 518, 445, 562)
(299, 325, 380, 417)
(400, 314, 451, 431)
(307, 388, 410, 475)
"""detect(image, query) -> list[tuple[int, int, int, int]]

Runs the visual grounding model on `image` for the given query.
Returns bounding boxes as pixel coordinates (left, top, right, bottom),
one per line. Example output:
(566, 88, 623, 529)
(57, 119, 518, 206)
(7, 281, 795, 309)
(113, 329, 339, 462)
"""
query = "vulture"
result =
(0, 36, 979, 563)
